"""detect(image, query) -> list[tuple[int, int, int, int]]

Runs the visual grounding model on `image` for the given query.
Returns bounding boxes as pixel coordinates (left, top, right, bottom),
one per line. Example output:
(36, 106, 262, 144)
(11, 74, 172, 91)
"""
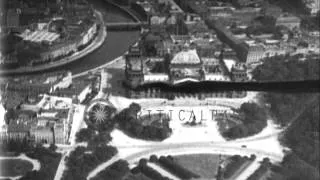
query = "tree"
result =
(150, 155, 158, 162)
(76, 128, 95, 142)
(253, 55, 320, 81)
(223, 103, 267, 139)
(49, 143, 57, 152)
(128, 103, 141, 115)
(240, 103, 267, 123)
(92, 160, 130, 180)
(88, 132, 112, 149)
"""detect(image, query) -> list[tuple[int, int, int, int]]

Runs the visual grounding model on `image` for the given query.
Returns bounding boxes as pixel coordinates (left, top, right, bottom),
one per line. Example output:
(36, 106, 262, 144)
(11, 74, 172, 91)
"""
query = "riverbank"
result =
(72, 55, 124, 78)
(103, 0, 140, 22)
(70, 0, 142, 78)
(0, 10, 107, 75)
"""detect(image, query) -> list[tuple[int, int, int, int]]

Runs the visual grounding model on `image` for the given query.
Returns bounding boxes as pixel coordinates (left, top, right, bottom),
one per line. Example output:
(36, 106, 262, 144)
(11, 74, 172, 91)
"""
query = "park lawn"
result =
(0, 159, 33, 177)
(173, 154, 220, 179)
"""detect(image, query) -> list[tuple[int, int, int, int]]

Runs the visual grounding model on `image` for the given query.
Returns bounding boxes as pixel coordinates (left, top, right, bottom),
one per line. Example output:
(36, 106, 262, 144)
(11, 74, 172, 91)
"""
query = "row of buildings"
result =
(0, 70, 100, 109)
(0, 0, 99, 67)
(178, 0, 319, 65)
(0, 96, 74, 144)
(122, 0, 249, 99)
(0, 69, 103, 144)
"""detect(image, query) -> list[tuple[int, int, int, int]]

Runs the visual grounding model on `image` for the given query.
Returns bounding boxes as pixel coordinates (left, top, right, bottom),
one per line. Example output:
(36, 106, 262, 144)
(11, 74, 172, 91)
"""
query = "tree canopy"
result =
(252, 55, 320, 81)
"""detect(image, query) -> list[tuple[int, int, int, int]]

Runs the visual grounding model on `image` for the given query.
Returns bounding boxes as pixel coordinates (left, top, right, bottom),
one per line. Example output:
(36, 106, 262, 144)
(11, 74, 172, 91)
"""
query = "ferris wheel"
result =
(85, 99, 116, 126)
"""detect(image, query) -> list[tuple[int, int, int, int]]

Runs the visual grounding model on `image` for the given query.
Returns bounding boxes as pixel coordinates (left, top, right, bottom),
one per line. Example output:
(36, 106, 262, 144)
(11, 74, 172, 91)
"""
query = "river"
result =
(52, 30, 139, 75)
(57, 0, 140, 75)
(3, 0, 140, 76)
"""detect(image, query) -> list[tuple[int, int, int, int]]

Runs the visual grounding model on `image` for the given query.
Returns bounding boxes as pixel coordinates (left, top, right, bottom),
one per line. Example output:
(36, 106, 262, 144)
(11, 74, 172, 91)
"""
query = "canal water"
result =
(58, 30, 139, 75)
(59, 0, 140, 75)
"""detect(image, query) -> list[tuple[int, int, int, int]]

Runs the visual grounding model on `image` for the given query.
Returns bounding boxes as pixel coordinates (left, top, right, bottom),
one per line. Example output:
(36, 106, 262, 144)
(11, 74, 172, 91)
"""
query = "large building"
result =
(244, 44, 265, 64)
(124, 43, 247, 99)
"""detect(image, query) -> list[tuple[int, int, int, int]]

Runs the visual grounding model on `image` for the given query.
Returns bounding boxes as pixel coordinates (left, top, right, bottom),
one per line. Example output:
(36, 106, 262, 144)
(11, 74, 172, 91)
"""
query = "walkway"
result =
(0, 154, 41, 171)
(147, 162, 181, 180)
(87, 143, 283, 179)
(0, 153, 41, 180)
(235, 160, 261, 180)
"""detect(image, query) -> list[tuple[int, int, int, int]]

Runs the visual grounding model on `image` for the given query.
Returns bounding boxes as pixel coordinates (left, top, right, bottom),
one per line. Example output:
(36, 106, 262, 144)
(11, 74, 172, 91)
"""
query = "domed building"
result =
(169, 46, 203, 84)
(124, 41, 247, 99)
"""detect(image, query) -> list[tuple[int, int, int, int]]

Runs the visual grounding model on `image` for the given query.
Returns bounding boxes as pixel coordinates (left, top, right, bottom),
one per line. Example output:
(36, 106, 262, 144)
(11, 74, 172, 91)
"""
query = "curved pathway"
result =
(0, 153, 41, 180)
(87, 143, 283, 179)
(86, 96, 320, 179)
(0, 154, 40, 171)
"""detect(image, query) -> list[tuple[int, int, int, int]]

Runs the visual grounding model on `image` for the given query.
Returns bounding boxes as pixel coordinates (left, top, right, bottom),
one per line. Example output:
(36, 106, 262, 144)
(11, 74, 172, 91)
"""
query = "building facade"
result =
(245, 44, 264, 64)
(124, 43, 247, 99)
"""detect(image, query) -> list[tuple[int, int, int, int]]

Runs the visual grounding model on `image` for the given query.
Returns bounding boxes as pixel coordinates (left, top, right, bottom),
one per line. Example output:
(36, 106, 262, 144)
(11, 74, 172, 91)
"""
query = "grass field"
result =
(173, 154, 221, 179)
(0, 159, 33, 177)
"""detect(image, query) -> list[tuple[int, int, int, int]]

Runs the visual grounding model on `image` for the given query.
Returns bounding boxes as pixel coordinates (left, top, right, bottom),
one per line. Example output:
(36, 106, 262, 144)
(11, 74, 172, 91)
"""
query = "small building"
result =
(52, 71, 72, 91)
(275, 15, 301, 30)
(208, 6, 234, 18)
(245, 44, 265, 64)
(232, 0, 263, 8)
(231, 63, 248, 82)
(6, 9, 20, 29)
(125, 44, 144, 88)
(304, 0, 320, 16)
(185, 0, 209, 18)
(262, 40, 290, 58)
(261, 3, 282, 18)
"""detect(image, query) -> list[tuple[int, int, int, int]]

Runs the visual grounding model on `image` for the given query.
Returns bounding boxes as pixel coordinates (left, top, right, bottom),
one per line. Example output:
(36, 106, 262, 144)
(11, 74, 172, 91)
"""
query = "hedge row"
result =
(223, 155, 250, 179)
(247, 164, 270, 180)
(136, 159, 171, 180)
(157, 156, 200, 179)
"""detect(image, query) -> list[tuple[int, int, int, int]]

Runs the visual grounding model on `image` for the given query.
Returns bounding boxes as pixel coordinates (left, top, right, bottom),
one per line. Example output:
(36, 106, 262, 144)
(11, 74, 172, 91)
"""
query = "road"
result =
(53, 142, 88, 180)
(53, 104, 86, 180)
(82, 94, 320, 180)
(86, 141, 283, 179)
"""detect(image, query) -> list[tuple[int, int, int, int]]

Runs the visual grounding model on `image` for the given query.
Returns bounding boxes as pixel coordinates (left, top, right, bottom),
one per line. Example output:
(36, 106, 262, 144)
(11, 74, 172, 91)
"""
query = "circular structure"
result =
(89, 103, 112, 123)
(85, 98, 116, 127)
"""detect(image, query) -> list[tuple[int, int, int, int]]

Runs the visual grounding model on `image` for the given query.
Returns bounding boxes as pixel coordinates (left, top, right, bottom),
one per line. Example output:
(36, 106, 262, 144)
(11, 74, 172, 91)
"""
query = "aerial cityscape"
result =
(0, 0, 319, 180)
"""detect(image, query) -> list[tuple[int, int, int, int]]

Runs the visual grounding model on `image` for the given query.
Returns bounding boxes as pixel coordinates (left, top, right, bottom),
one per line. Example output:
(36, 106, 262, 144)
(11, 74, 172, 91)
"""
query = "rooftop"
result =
(21, 30, 60, 43)
(171, 49, 201, 64)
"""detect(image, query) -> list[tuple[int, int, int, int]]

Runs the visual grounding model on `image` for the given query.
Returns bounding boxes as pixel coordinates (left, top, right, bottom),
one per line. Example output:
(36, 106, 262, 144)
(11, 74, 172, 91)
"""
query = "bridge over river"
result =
(106, 21, 148, 31)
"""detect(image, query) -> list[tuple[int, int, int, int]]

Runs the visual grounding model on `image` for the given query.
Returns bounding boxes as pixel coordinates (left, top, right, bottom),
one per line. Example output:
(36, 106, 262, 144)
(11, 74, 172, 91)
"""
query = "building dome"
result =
(171, 49, 201, 64)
